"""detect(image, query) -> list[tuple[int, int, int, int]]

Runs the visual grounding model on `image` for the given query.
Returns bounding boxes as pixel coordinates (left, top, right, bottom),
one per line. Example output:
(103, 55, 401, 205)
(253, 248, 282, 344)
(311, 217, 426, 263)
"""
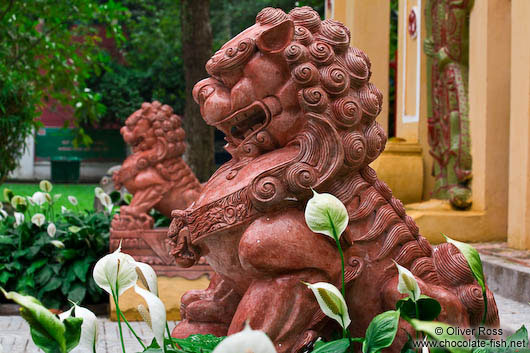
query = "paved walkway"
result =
(0, 315, 178, 353)
(2, 294, 530, 353)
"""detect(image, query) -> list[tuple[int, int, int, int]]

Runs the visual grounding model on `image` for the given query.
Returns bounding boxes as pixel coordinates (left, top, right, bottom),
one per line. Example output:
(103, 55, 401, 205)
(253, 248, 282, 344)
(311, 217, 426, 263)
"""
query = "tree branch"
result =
(0, 0, 14, 22)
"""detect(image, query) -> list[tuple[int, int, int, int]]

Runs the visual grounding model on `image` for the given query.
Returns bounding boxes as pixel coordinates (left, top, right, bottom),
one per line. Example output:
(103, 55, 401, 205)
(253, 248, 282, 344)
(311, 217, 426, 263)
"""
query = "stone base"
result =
(406, 199, 506, 244)
(110, 275, 210, 321)
(370, 140, 423, 204)
(109, 227, 213, 321)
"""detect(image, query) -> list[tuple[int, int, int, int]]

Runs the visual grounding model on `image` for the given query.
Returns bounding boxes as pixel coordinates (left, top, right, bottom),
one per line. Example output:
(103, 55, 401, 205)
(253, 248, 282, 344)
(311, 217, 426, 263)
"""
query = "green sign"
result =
(35, 128, 126, 161)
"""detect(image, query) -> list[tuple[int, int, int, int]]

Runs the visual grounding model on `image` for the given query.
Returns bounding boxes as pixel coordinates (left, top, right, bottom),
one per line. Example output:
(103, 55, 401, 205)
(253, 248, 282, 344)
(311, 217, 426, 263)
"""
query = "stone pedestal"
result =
(109, 228, 213, 321)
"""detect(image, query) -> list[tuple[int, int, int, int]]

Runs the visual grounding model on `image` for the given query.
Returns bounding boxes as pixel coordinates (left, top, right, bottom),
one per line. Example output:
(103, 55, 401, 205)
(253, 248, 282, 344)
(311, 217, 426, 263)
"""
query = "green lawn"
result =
(2, 182, 98, 212)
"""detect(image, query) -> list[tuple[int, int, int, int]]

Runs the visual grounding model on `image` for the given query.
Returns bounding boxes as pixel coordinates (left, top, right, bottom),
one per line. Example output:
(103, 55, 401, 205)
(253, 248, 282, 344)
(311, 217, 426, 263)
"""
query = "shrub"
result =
(0, 182, 114, 308)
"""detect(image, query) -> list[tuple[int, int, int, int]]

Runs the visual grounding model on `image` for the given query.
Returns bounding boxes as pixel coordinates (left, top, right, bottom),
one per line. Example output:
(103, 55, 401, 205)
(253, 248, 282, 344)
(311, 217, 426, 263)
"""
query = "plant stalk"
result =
(112, 291, 127, 353)
(118, 309, 146, 349)
(166, 322, 177, 350)
(328, 214, 352, 352)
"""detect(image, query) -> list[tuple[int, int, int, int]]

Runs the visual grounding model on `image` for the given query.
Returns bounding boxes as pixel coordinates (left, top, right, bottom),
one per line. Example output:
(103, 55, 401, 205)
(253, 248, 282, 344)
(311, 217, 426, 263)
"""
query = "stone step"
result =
(481, 253, 530, 304)
(480, 252, 530, 335)
(494, 293, 530, 336)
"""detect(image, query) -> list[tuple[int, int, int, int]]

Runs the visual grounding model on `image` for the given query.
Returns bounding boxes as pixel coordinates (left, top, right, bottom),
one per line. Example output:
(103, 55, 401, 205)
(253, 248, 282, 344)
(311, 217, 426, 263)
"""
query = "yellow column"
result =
(407, 0, 510, 244)
(468, 0, 511, 219)
(330, 0, 390, 133)
(396, 0, 427, 143)
(508, 0, 530, 250)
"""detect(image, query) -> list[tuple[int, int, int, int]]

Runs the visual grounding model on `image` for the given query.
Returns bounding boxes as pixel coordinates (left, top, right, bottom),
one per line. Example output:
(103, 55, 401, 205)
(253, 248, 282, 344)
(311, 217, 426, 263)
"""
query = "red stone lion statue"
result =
(168, 7, 499, 352)
(112, 101, 201, 230)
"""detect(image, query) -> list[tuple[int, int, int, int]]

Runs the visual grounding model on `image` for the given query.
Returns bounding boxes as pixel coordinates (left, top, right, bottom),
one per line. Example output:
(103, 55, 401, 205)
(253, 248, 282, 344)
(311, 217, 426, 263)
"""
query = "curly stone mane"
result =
(126, 101, 186, 159)
(247, 7, 386, 211)
(248, 8, 498, 327)
(124, 101, 199, 189)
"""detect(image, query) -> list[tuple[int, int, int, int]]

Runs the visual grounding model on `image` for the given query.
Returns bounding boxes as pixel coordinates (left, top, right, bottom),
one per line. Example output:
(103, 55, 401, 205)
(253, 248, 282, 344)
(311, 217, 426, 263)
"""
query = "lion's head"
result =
(121, 101, 186, 162)
(194, 7, 386, 209)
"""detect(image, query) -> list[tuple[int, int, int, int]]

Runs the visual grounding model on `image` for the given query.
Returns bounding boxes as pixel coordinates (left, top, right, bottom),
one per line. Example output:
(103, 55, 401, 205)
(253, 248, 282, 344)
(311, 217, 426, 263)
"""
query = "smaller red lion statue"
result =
(112, 101, 201, 230)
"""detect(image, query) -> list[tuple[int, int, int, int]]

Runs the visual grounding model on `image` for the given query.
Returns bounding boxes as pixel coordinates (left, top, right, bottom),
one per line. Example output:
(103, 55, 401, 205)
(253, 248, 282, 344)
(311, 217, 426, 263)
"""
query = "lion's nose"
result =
(193, 78, 232, 125)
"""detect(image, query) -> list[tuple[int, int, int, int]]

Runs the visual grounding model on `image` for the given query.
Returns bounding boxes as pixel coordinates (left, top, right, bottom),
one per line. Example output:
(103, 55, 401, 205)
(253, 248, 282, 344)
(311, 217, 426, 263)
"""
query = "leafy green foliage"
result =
(1, 289, 83, 353)
(0, 0, 128, 179)
(311, 338, 350, 353)
(0, 199, 111, 308)
(397, 295, 442, 321)
(408, 319, 468, 353)
(0, 78, 40, 184)
(473, 326, 529, 353)
(362, 310, 401, 353)
(139, 335, 226, 353)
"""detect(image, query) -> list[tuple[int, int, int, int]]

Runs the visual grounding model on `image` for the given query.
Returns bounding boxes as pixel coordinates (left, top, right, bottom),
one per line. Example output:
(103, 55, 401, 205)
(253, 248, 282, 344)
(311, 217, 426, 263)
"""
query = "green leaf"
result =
(67, 284, 87, 304)
(362, 310, 400, 353)
(0, 235, 15, 245)
(27, 258, 48, 275)
(409, 319, 468, 353)
(2, 288, 67, 352)
(443, 234, 485, 291)
(73, 259, 91, 282)
(64, 317, 83, 352)
(40, 277, 62, 293)
(396, 295, 441, 321)
(170, 334, 225, 353)
(36, 267, 54, 285)
(312, 338, 350, 353)
(68, 226, 82, 233)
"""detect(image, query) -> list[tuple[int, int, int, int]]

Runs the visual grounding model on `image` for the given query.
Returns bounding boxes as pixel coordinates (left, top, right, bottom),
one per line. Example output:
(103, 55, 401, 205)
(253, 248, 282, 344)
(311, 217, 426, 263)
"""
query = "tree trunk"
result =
(180, 0, 215, 182)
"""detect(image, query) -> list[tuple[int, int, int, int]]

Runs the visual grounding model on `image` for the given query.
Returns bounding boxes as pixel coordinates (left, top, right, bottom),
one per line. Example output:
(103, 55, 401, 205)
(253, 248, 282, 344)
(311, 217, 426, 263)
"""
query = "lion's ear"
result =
(256, 20, 294, 54)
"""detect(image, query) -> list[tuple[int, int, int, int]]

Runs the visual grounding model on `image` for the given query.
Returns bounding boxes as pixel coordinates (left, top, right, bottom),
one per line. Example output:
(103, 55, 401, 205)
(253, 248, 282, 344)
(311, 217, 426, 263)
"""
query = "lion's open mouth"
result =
(218, 101, 270, 146)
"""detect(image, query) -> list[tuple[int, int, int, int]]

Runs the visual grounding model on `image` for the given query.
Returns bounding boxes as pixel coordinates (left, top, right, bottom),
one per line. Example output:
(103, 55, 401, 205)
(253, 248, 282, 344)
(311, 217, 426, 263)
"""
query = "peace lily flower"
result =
(93, 246, 138, 298)
(14, 212, 24, 227)
(31, 213, 46, 227)
(134, 285, 166, 348)
(31, 191, 47, 206)
(39, 180, 53, 192)
(0, 204, 6, 220)
(393, 260, 421, 302)
(53, 194, 62, 201)
(98, 192, 113, 213)
(305, 190, 348, 239)
(50, 240, 65, 248)
(59, 303, 98, 353)
(68, 195, 78, 206)
(47, 223, 56, 237)
(10, 195, 27, 212)
(212, 322, 277, 353)
(61, 206, 69, 214)
(94, 187, 105, 198)
(3, 188, 14, 202)
(26, 196, 35, 206)
(136, 262, 158, 296)
(304, 282, 351, 329)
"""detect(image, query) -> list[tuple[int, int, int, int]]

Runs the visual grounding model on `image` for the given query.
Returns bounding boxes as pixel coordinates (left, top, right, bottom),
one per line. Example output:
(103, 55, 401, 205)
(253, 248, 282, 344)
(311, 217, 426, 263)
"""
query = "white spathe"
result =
(212, 322, 277, 353)
(393, 260, 421, 302)
(14, 212, 24, 227)
(93, 246, 138, 298)
(304, 190, 349, 239)
(134, 285, 166, 349)
(31, 213, 46, 227)
(305, 282, 351, 329)
(135, 262, 158, 296)
(47, 223, 56, 237)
